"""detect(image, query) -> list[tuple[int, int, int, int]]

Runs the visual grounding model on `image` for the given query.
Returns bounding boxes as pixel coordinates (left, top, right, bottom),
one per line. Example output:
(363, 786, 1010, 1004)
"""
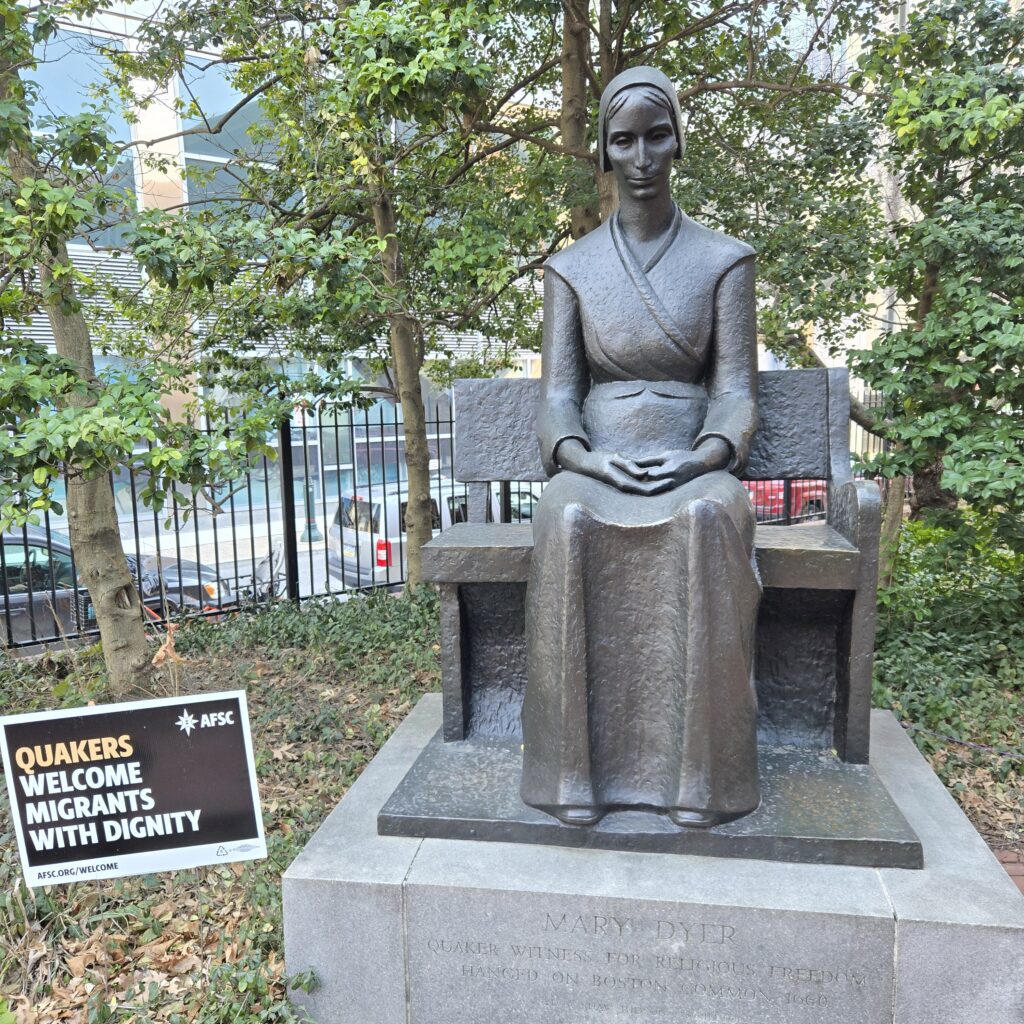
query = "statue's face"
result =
(604, 91, 676, 201)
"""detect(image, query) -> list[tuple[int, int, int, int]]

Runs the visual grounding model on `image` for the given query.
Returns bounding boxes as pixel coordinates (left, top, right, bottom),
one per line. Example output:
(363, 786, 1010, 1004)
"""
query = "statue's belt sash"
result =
(587, 380, 706, 401)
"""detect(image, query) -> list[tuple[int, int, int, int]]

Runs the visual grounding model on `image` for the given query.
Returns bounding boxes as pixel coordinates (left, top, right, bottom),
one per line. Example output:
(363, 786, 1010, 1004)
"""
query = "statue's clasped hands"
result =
(557, 437, 731, 495)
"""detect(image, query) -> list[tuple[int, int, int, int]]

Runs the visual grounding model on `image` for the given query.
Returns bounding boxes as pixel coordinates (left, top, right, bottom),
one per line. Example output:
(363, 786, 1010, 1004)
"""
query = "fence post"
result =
(278, 419, 301, 602)
(783, 479, 793, 525)
(499, 481, 512, 524)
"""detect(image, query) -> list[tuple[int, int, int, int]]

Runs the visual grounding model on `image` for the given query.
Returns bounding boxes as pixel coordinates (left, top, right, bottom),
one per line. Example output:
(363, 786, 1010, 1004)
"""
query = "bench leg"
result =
(828, 480, 882, 764)
(438, 583, 469, 740)
(836, 585, 876, 764)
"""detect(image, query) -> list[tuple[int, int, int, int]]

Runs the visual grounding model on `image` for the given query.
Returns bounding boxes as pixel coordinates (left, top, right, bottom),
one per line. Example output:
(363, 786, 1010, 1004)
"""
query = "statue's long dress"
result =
(521, 207, 762, 820)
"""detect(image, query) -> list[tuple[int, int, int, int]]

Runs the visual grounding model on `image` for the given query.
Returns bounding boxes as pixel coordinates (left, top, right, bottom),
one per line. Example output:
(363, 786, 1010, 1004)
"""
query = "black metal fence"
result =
(2, 392, 882, 650)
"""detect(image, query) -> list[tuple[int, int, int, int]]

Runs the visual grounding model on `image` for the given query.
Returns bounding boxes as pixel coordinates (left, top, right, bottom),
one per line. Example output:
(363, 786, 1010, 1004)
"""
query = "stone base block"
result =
(283, 695, 1024, 1024)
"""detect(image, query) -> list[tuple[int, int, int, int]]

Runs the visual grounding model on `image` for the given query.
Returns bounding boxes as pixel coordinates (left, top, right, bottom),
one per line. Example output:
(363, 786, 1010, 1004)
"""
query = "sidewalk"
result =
(996, 849, 1024, 895)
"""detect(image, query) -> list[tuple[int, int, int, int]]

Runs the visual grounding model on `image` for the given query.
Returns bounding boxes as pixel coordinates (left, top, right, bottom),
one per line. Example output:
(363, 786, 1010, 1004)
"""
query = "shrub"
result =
(873, 510, 1024, 786)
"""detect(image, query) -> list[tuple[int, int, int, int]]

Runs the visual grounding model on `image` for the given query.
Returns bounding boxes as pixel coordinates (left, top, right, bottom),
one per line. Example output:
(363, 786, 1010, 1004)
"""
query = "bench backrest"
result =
(454, 368, 852, 521)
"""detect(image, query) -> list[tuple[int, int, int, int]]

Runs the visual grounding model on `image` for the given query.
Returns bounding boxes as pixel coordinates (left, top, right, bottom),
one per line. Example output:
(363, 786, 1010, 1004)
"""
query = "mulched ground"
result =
(0, 594, 1020, 1022)
(1, 596, 439, 1023)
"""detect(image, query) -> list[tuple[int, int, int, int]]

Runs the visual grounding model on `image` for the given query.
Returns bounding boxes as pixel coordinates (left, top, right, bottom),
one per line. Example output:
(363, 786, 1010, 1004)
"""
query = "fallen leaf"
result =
(11, 994, 37, 1024)
(134, 938, 175, 963)
(168, 955, 202, 976)
(67, 952, 94, 977)
(150, 899, 178, 920)
(152, 623, 184, 666)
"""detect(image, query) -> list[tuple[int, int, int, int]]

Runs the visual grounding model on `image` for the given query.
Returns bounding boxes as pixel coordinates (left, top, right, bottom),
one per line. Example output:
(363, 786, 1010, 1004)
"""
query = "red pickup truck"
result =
(742, 479, 827, 523)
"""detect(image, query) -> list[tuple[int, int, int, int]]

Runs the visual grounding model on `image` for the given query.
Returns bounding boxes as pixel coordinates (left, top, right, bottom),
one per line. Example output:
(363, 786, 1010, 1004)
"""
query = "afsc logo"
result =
(201, 710, 235, 728)
(175, 708, 235, 736)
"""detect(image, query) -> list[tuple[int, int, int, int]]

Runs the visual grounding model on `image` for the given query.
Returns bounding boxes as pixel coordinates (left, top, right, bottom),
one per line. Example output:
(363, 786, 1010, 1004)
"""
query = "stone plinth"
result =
(283, 695, 1024, 1024)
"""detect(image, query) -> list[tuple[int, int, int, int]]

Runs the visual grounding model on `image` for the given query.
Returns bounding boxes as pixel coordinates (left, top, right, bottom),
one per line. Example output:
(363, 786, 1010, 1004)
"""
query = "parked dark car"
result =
(1, 527, 235, 646)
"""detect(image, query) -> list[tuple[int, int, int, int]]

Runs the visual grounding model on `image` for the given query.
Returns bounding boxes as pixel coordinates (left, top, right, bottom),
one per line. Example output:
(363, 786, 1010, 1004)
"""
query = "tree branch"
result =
(677, 77, 842, 103)
(471, 120, 594, 163)
(598, 0, 615, 85)
(746, 0, 760, 81)
(611, 0, 637, 69)
(445, 133, 524, 186)
(561, 1, 603, 98)
(436, 227, 570, 332)
(390, 126, 447, 167)
(116, 75, 281, 155)
(784, 0, 845, 90)
(624, 4, 748, 60)
(486, 54, 562, 120)
(849, 391, 885, 434)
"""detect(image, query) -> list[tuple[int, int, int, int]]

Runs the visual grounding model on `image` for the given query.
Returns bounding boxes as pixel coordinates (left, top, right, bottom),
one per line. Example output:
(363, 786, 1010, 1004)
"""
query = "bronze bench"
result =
(423, 368, 880, 766)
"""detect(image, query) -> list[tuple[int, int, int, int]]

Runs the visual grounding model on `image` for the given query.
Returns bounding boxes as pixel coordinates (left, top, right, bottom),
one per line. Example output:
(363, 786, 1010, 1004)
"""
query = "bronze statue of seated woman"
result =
(522, 65, 762, 830)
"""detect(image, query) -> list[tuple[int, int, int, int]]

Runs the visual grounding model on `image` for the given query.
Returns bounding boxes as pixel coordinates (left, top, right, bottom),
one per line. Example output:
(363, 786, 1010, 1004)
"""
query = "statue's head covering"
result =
(597, 65, 685, 173)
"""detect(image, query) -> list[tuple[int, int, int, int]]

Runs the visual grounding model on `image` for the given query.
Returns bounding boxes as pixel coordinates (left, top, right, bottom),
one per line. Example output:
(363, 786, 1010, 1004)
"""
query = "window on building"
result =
(319, 408, 356, 470)
(30, 28, 136, 248)
(178, 58, 269, 216)
(31, 29, 130, 136)
(183, 157, 252, 211)
(179, 60, 265, 159)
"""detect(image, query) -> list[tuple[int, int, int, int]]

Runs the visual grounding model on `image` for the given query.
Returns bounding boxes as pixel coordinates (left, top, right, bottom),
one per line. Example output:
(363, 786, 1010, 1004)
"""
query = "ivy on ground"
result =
(873, 511, 1024, 849)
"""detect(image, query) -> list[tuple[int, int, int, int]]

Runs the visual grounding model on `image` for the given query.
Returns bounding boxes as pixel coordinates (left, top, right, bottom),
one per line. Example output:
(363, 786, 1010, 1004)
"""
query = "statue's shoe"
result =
(668, 808, 720, 829)
(551, 806, 603, 827)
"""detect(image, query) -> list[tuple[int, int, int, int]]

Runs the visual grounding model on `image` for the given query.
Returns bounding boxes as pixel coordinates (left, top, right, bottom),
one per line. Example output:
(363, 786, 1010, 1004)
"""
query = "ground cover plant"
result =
(873, 511, 1024, 852)
(0, 589, 440, 1023)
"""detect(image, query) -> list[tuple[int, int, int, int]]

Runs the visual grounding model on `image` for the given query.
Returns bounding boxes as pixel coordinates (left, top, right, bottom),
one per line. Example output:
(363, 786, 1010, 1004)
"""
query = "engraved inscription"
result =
(655, 921, 737, 944)
(426, 939, 499, 956)
(544, 914, 633, 936)
(417, 905, 880, 1020)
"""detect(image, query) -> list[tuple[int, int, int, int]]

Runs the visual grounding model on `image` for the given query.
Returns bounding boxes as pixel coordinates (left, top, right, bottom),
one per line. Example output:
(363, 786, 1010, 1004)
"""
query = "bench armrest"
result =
(828, 479, 881, 558)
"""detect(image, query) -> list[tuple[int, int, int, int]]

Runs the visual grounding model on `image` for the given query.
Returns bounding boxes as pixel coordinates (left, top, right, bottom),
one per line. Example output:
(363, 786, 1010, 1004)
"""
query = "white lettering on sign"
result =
(200, 711, 235, 728)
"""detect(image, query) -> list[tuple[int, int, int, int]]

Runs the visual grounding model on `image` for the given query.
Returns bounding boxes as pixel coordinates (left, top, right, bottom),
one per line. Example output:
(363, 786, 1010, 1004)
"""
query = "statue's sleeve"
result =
(537, 268, 591, 476)
(694, 254, 758, 474)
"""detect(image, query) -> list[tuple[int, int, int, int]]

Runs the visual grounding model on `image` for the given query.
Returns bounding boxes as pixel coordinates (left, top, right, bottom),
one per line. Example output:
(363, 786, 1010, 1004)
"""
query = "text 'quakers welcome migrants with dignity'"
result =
(13, 735, 202, 851)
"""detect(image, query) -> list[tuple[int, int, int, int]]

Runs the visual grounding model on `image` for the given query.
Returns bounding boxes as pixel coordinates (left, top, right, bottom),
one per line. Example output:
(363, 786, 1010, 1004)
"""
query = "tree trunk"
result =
(910, 458, 958, 518)
(905, 263, 957, 515)
(878, 476, 905, 589)
(41, 242, 157, 695)
(596, 170, 619, 222)
(561, 0, 600, 238)
(371, 188, 433, 588)
(3, 69, 156, 695)
(594, 0, 620, 222)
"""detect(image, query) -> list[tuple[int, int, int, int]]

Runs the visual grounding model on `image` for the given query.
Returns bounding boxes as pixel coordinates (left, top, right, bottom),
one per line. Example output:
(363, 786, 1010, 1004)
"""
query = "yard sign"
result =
(0, 691, 266, 887)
